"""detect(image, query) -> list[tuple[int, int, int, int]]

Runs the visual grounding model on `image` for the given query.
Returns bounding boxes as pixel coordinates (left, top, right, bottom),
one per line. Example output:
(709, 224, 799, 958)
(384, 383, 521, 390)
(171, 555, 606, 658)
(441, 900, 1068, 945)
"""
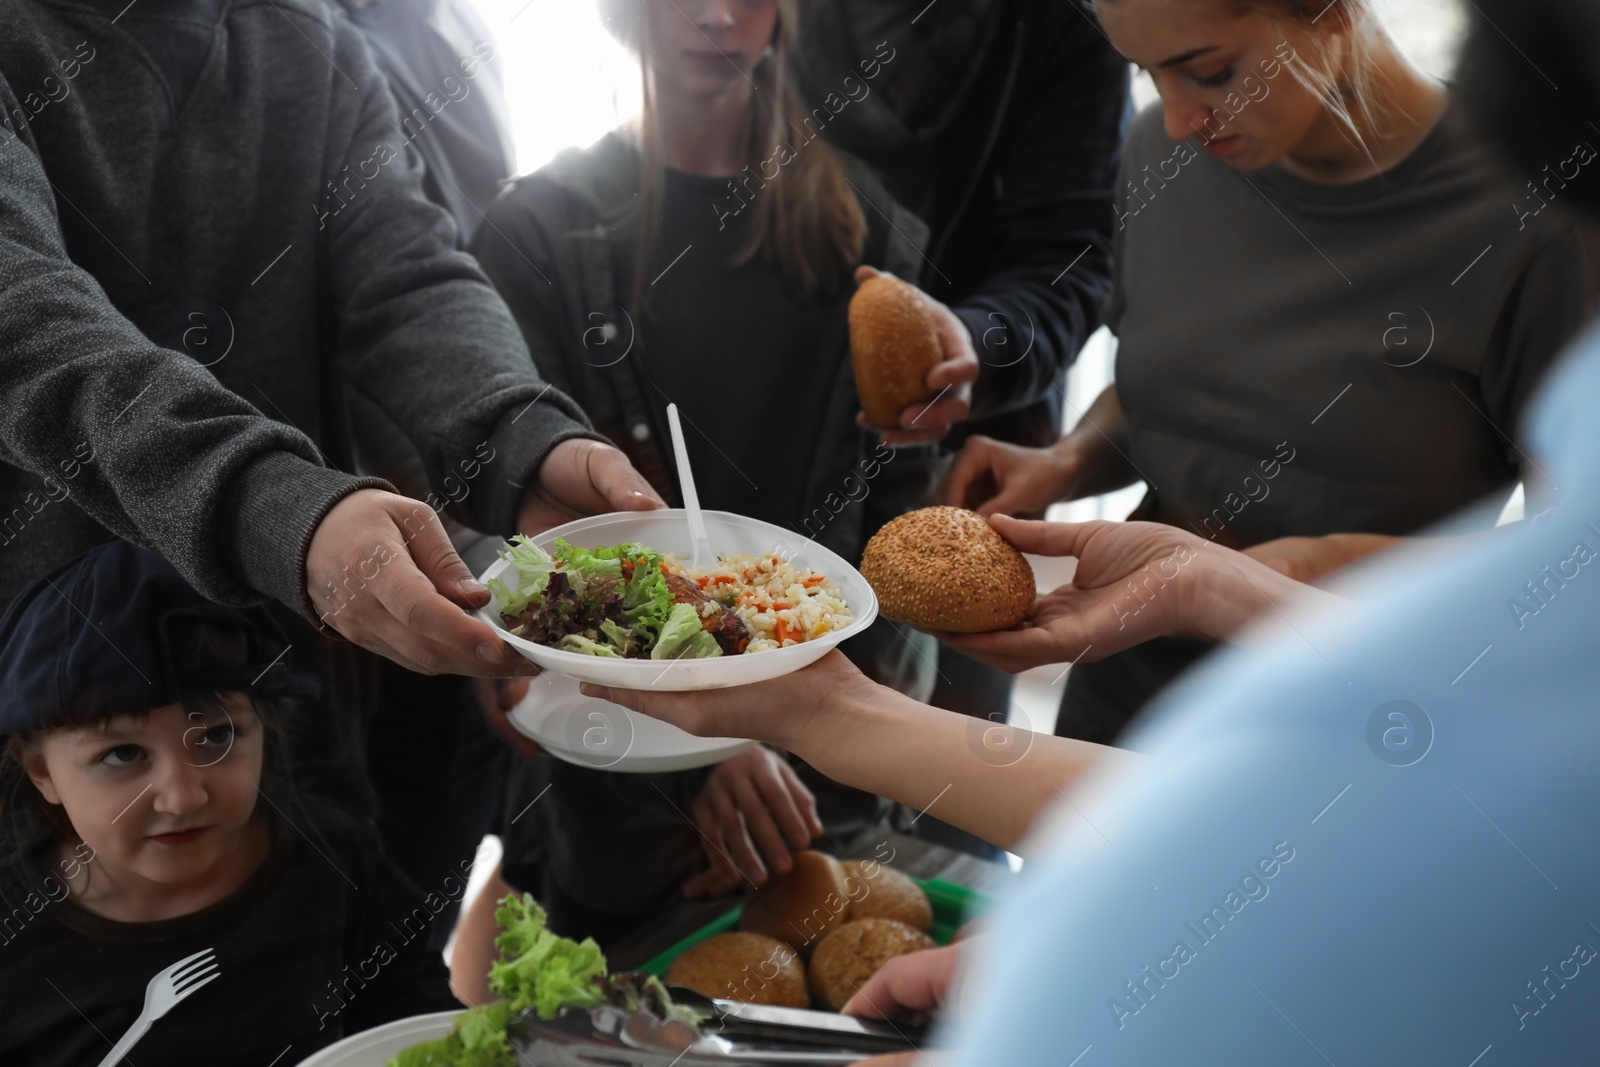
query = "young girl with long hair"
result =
(462, 0, 947, 993)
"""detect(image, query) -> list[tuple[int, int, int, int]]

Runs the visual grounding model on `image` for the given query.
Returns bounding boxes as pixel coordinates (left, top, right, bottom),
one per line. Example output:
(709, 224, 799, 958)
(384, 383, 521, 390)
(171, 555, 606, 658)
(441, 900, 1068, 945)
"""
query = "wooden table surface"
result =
(608, 830, 1014, 972)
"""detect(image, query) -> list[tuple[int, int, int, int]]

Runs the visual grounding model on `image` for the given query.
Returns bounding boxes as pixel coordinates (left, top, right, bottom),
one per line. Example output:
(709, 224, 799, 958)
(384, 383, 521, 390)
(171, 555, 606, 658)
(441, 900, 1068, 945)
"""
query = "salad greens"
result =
(652, 602, 721, 660)
(488, 536, 719, 660)
(387, 896, 697, 1067)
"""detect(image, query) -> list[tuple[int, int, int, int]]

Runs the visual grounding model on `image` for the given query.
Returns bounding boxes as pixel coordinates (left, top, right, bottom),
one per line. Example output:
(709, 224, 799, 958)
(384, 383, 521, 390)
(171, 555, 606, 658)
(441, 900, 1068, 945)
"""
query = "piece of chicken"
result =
(664, 573, 751, 655)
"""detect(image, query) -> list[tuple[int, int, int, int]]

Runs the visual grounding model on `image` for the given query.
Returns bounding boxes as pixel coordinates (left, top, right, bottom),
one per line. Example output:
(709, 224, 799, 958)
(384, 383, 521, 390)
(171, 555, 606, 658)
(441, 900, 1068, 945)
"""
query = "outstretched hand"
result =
(935, 516, 1210, 674)
(578, 650, 875, 751)
(307, 488, 542, 677)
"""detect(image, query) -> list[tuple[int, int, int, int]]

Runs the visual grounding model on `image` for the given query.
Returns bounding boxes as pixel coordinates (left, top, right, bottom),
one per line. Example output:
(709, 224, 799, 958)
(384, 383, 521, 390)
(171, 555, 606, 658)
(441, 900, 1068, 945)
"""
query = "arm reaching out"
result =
(580, 651, 1124, 854)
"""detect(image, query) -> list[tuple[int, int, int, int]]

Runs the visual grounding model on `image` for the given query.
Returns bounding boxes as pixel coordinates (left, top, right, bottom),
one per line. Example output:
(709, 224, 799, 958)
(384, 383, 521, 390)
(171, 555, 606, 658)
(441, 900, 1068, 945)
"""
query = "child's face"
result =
(25, 696, 264, 889)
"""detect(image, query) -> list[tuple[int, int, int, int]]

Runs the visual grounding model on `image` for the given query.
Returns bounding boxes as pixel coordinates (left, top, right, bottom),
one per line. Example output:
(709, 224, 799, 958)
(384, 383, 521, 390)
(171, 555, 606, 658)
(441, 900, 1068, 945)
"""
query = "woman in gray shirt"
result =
(942, 0, 1600, 741)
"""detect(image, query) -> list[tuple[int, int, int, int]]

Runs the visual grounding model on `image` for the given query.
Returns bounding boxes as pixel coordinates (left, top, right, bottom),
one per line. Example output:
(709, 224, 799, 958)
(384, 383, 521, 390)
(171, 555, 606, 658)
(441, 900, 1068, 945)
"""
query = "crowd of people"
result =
(1, 0, 1598, 1063)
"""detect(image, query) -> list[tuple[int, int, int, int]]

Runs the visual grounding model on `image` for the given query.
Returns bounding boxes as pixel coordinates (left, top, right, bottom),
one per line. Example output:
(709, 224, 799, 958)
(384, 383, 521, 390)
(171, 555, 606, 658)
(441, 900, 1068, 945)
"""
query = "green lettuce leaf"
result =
(489, 894, 607, 1020)
(383, 1000, 514, 1067)
(489, 536, 556, 615)
(651, 602, 723, 660)
(557, 633, 620, 657)
(551, 538, 624, 579)
(622, 563, 673, 650)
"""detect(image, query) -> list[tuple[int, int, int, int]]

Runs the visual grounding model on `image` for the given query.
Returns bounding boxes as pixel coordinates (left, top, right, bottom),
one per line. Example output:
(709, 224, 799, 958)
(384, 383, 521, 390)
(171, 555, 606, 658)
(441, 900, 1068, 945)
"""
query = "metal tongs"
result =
(508, 988, 926, 1066)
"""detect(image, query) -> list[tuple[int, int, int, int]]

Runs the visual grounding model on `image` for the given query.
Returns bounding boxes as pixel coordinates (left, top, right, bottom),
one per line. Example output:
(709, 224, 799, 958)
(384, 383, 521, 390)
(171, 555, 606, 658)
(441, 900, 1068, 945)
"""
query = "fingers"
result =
(363, 555, 522, 676)
(778, 758, 824, 839)
(854, 265, 885, 284)
(927, 352, 980, 389)
(940, 438, 995, 509)
(587, 441, 667, 512)
(899, 394, 968, 433)
(986, 514, 1103, 558)
(937, 626, 1058, 675)
(690, 790, 744, 893)
(842, 946, 960, 1020)
(402, 501, 492, 610)
(747, 755, 817, 847)
(709, 784, 767, 884)
(579, 684, 707, 736)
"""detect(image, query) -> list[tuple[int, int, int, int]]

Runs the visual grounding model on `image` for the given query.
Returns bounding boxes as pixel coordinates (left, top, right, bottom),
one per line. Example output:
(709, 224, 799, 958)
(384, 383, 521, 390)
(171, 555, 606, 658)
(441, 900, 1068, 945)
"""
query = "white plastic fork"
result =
(665, 403, 712, 570)
(96, 947, 220, 1067)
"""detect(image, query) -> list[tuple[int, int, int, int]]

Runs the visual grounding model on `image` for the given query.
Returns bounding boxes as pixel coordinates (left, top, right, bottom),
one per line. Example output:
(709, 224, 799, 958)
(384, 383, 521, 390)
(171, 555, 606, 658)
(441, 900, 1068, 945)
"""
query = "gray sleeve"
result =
(320, 24, 605, 539)
(0, 81, 390, 618)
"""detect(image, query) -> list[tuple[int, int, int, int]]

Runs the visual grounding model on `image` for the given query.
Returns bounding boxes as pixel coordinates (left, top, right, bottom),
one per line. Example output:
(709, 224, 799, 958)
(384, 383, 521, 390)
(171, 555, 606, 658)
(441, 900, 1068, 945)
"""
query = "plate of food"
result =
(476, 509, 877, 691)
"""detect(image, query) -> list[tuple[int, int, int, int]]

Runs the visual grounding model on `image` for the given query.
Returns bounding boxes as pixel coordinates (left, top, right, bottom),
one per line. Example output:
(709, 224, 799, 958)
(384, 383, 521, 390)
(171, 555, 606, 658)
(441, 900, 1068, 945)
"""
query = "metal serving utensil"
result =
(509, 1002, 887, 1066)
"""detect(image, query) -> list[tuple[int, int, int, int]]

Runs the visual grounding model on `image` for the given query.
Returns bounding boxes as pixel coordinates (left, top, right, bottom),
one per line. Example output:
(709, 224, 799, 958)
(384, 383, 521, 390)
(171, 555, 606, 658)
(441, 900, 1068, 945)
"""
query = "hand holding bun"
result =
(850, 275, 942, 429)
(809, 919, 938, 1011)
(860, 506, 1036, 633)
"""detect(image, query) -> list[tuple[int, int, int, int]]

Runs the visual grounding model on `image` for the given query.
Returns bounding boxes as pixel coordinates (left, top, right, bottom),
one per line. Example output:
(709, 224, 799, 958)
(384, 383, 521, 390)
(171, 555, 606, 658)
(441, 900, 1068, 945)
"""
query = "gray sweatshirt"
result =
(0, 0, 598, 618)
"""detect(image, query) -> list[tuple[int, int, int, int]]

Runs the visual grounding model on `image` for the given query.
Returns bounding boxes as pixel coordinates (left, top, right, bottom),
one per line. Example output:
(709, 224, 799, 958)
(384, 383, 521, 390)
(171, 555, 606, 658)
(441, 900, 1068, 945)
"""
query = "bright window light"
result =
(469, 0, 642, 176)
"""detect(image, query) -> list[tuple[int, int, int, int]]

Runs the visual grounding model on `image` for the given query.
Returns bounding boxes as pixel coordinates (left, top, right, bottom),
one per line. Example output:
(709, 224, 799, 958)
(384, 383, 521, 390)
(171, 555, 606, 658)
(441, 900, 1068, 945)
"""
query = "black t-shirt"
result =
(0, 806, 459, 1066)
(618, 166, 882, 531)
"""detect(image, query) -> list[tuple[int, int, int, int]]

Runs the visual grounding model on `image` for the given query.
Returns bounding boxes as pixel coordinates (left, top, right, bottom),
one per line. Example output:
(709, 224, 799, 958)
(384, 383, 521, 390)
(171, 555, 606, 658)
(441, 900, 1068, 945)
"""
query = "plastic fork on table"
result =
(96, 947, 220, 1067)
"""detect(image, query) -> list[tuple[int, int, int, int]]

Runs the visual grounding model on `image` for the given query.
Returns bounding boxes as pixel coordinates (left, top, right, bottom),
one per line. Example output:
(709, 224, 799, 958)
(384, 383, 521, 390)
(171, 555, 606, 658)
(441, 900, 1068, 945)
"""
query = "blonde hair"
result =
(1245, 0, 1397, 168)
(598, 0, 866, 316)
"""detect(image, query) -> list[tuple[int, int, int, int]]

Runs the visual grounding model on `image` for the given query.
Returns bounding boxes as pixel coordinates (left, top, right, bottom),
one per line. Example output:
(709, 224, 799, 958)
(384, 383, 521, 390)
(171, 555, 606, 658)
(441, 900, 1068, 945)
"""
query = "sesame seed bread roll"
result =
(808, 919, 938, 1012)
(740, 850, 851, 956)
(859, 506, 1036, 632)
(849, 275, 942, 428)
(665, 932, 809, 1008)
(840, 861, 933, 933)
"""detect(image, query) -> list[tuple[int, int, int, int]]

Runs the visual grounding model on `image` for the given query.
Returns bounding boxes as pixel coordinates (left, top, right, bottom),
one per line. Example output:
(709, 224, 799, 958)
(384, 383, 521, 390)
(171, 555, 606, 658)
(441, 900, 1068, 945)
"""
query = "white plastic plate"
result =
(475, 509, 878, 692)
(508, 670, 755, 773)
(293, 1011, 458, 1067)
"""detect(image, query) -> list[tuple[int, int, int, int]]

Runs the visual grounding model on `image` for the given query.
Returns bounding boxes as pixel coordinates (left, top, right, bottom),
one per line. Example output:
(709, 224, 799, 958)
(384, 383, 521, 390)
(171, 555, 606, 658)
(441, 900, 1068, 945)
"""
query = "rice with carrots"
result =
(668, 553, 852, 653)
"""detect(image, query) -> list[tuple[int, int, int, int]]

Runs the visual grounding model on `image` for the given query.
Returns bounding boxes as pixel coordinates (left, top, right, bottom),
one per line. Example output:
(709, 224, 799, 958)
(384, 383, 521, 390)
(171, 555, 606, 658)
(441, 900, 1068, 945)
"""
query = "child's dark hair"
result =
(0, 616, 312, 893)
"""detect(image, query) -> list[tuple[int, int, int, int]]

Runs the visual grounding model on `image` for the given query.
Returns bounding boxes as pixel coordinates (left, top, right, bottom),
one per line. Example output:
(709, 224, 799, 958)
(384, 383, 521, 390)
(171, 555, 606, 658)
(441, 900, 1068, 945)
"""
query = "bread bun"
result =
(849, 275, 941, 428)
(665, 932, 808, 1008)
(808, 919, 938, 1011)
(740, 850, 850, 956)
(860, 507, 1035, 632)
(841, 861, 933, 933)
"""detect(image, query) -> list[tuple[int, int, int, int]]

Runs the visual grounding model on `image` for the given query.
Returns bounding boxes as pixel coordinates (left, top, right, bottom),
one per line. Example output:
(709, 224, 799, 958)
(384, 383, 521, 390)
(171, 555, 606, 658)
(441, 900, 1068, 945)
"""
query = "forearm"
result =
(0, 111, 372, 613)
(326, 29, 595, 539)
(1188, 541, 1345, 644)
(790, 684, 1129, 854)
(1058, 384, 1140, 499)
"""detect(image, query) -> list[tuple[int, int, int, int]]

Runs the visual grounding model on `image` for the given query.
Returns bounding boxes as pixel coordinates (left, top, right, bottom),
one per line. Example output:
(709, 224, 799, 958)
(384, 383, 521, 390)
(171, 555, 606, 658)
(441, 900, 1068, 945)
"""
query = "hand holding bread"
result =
(850, 267, 978, 445)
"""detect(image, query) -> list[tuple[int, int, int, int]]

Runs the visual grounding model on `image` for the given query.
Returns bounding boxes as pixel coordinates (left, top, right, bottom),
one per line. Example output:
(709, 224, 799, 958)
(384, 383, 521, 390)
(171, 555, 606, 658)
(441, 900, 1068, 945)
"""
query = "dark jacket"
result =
(0, 0, 595, 618)
(793, 0, 1128, 446)
(473, 131, 943, 698)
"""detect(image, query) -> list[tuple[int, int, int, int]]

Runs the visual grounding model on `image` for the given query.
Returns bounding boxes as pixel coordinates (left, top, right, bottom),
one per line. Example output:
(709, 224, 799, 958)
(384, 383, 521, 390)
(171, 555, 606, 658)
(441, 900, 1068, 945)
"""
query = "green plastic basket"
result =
(641, 877, 991, 977)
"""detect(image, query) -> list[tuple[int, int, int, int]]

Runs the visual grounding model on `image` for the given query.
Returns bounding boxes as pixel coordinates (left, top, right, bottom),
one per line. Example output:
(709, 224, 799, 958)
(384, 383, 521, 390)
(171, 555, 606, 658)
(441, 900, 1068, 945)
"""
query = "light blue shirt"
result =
(952, 326, 1600, 1065)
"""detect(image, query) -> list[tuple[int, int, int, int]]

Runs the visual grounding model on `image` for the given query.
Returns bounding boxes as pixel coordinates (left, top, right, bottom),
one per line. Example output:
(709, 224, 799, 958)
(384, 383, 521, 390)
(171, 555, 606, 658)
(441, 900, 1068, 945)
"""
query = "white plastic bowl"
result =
(475, 509, 877, 692)
(293, 1011, 458, 1066)
(507, 670, 755, 773)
